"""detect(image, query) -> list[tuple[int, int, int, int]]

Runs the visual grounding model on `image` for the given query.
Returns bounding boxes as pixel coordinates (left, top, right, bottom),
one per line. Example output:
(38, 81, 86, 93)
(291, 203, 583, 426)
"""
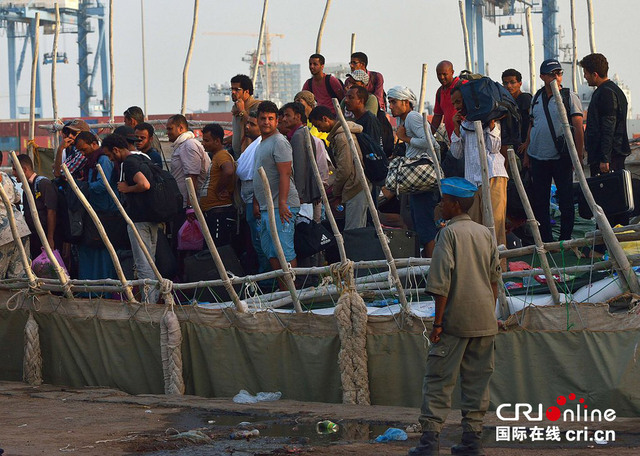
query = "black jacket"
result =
(585, 80, 630, 164)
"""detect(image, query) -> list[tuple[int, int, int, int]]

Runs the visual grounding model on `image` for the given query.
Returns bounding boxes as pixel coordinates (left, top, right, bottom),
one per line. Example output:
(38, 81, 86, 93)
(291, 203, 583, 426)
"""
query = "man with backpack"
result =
(302, 53, 344, 114)
(309, 106, 369, 231)
(349, 51, 386, 111)
(103, 133, 161, 303)
(521, 59, 584, 242)
(14, 154, 59, 259)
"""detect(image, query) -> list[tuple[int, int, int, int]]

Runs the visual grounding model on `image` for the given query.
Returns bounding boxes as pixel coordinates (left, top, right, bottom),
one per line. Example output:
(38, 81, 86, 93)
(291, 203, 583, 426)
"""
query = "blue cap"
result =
(441, 177, 477, 198)
(540, 59, 562, 75)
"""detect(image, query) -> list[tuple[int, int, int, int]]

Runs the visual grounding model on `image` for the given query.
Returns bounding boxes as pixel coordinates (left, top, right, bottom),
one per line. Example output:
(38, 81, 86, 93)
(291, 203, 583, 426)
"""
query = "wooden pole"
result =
(525, 6, 536, 93)
(257, 167, 302, 313)
(10, 152, 71, 297)
(472, 122, 509, 317)
(570, 0, 579, 92)
(61, 163, 136, 302)
(181, 0, 200, 116)
(0, 181, 38, 288)
(96, 164, 163, 282)
(303, 127, 347, 263)
(140, 0, 148, 118)
(507, 149, 561, 305)
(422, 113, 442, 197)
(51, 4, 60, 123)
(332, 98, 410, 312)
(458, 0, 472, 72)
(316, 0, 332, 54)
(350, 33, 356, 56)
(108, 0, 115, 123)
(252, 0, 269, 87)
(550, 79, 640, 294)
(417, 64, 428, 115)
(587, 0, 597, 53)
(28, 13, 40, 158)
(184, 177, 247, 312)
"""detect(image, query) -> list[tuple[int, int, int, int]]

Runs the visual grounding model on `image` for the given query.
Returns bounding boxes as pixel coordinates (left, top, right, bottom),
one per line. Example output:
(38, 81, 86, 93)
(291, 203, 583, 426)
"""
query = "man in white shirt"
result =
(450, 87, 508, 250)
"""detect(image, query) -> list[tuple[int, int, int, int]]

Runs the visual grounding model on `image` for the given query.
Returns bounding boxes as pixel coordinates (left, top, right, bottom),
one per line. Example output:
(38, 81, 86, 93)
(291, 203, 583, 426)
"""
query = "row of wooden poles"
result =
(7, 82, 640, 319)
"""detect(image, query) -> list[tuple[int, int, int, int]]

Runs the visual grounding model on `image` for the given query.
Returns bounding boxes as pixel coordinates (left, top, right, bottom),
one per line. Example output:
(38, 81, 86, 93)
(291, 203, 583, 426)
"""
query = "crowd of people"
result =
(0, 51, 630, 301)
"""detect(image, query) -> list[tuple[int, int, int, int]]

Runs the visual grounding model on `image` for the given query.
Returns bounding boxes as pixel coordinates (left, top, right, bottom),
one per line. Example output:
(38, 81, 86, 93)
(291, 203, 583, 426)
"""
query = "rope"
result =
(332, 260, 370, 405)
(159, 279, 184, 395)
(23, 311, 43, 385)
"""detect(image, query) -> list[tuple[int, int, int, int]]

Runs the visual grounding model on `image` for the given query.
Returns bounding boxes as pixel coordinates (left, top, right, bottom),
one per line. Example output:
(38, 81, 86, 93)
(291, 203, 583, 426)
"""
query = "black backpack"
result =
(140, 160, 183, 222)
(356, 132, 388, 183)
(376, 107, 395, 158)
(307, 74, 344, 99)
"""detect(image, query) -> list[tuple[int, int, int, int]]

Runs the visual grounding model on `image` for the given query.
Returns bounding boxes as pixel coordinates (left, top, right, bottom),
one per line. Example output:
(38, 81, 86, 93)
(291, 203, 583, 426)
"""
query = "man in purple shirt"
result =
(349, 51, 386, 111)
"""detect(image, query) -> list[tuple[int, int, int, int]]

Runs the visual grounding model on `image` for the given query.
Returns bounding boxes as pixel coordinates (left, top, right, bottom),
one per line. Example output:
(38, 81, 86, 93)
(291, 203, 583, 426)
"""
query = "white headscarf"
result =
(387, 86, 418, 109)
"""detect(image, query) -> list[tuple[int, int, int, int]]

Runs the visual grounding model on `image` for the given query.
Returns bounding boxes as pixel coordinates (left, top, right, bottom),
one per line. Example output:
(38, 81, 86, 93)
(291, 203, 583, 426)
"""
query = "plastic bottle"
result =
(369, 298, 399, 307)
(335, 204, 344, 212)
(230, 429, 260, 439)
(316, 420, 339, 434)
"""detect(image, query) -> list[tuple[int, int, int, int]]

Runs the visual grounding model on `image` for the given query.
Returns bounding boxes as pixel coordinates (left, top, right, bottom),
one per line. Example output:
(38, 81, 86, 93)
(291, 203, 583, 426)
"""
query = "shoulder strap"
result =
(324, 74, 339, 99)
(307, 77, 313, 93)
(540, 89, 564, 154)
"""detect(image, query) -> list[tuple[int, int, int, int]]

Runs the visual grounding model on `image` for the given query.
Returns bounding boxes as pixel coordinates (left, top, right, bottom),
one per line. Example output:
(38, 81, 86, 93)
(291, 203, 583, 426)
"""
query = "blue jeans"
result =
(246, 203, 270, 273)
(128, 222, 160, 303)
(259, 207, 299, 262)
(410, 191, 438, 246)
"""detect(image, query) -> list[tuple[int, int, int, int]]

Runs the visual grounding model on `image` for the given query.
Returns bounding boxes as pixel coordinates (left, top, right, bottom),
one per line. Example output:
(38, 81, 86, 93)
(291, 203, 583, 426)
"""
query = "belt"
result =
(204, 206, 235, 215)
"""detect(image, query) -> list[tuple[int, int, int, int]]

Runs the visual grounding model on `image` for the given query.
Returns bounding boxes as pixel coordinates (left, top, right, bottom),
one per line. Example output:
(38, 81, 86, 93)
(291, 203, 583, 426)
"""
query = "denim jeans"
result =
(245, 203, 270, 273)
(128, 222, 161, 303)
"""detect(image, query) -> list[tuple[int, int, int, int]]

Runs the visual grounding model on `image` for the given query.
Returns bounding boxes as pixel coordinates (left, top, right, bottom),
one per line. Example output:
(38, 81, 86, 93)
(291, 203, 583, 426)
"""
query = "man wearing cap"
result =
(124, 106, 164, 164)
(342, 70, 379, 116)
(409, 177, 500, 456)
(521, 58, 583, 242)
(302, 54, 344, 114)
(53, 119, 91, 179)
(349, 52, 386, 111)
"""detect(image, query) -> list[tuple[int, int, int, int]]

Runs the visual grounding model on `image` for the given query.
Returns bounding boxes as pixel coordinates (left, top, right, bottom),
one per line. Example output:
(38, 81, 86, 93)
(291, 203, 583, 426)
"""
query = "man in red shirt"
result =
(430, 60, 460, 139)
(302, 53, 344, 114)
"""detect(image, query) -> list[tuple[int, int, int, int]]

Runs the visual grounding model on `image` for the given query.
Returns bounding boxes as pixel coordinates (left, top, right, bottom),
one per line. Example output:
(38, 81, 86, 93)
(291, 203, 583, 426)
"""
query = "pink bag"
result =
(31, 248, 69, 279)
(178, 214, 204, 251)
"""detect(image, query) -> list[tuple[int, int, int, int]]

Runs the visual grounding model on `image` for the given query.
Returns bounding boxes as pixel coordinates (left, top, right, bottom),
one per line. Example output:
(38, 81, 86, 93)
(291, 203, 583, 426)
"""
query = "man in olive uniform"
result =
(409, 177, 500, 456)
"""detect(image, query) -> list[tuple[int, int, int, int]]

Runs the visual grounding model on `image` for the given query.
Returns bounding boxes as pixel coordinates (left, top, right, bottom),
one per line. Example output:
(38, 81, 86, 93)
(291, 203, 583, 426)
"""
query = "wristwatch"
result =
(433, 323, 443, 328)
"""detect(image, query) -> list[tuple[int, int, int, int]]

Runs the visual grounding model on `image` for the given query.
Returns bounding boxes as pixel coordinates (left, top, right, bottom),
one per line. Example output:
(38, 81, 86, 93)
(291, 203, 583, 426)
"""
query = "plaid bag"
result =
(385, 152, 442, 194)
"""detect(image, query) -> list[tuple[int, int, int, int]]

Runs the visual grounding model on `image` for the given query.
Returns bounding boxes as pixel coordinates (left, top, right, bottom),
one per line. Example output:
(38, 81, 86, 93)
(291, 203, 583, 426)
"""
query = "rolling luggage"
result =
(577, 169, 634, 219)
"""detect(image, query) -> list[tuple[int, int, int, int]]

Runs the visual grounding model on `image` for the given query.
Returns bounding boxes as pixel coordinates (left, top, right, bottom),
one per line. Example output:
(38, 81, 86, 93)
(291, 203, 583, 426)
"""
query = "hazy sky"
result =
(1, 0, 638, 120)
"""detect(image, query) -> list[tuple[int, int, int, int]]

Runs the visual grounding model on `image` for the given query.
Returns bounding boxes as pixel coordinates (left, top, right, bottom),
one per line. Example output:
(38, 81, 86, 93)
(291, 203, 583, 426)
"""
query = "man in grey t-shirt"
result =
(521, 59, 583, 242)
(252, 101, 301, 281)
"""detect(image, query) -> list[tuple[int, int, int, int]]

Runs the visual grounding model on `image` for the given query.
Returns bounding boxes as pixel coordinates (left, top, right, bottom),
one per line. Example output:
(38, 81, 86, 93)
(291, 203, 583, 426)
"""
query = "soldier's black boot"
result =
(451, 431, 486, 456)
(408, 431, 440, 456)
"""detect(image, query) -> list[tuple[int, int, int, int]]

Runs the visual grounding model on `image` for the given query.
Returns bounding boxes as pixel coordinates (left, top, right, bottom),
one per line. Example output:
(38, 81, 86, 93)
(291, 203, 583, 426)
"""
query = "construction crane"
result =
(0, 0, 110, 118)
(202, 30, 284, 99)
(465, 0, 559, 74)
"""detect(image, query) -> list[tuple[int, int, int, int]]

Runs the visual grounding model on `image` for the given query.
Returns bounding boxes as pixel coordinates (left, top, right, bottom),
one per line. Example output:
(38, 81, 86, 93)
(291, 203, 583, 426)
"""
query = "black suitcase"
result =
(343, 226, 419, 261)
(183, 246, 244, 303)
(577, 170, 634, 219)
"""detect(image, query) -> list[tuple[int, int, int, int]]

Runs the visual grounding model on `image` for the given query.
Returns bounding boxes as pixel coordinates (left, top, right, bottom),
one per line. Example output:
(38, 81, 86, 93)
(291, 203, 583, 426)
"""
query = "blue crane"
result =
(465, 0, 559, 74)
(0, 1, 110, 119)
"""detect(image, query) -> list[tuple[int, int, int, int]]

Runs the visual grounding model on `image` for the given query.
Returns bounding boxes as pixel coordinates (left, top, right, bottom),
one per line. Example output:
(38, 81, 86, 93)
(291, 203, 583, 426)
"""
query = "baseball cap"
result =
(540, 59, 562, 75)
(346, 69, 370, 85)
(113, 125, 140, 143)
(64, 119, 90, 132)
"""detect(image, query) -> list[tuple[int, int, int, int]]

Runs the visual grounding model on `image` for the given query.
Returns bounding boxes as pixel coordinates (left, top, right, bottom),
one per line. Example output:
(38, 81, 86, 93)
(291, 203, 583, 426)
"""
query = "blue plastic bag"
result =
(375, 427, 408, 442)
